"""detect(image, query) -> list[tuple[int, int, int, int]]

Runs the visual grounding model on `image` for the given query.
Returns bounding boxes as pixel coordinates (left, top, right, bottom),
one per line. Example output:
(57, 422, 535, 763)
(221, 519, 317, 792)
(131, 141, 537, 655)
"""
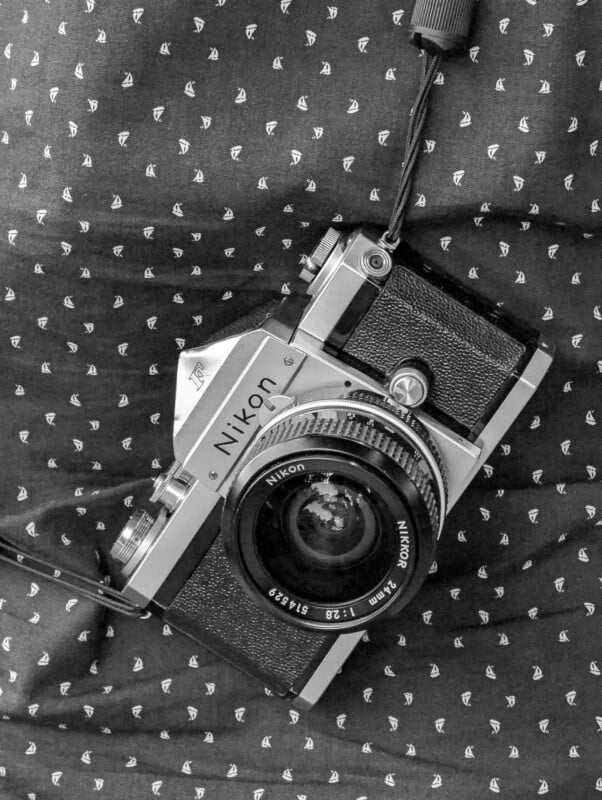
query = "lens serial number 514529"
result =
(268, 587, 308, 616)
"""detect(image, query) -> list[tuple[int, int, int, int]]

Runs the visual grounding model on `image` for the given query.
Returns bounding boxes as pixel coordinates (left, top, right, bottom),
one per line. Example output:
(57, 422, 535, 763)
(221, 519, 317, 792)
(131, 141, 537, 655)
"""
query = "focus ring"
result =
(346, 390, 447, 493)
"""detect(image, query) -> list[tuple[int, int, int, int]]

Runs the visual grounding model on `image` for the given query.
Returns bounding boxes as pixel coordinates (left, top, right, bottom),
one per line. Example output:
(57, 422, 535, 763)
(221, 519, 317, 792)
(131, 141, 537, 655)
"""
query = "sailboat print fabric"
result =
(0, 1, 600, 798)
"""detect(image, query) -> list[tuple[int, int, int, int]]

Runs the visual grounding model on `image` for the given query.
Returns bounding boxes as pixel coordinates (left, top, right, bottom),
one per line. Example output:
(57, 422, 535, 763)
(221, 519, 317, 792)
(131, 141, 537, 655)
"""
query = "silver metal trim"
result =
(173, 335, 241, 441)
(293, 631, 365, 710)
(174, 334, 305, 490)
(299, 229, 385, 344)
(120, 480, 221, 607)
(298, 263, 366, 344)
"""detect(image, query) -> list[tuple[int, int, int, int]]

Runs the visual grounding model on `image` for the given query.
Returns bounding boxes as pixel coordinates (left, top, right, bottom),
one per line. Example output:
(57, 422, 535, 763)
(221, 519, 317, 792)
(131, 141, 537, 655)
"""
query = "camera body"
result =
(111, 226, 552, 708)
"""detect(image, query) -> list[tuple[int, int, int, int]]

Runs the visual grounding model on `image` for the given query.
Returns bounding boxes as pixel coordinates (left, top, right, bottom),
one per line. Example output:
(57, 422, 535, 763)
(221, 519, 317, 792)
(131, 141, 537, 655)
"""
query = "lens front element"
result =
(285, 474, 378, 568)
(253, 464, 403, 611)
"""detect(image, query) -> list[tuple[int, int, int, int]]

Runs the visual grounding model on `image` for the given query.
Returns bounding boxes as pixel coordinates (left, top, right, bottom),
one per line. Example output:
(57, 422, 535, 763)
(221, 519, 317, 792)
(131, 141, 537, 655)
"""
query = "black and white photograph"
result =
(0, 1, 600, 797)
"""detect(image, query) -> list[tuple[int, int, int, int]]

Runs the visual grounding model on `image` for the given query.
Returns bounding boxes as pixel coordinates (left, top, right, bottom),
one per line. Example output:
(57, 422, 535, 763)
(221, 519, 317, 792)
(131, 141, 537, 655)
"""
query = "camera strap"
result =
(0, 537, 144, 617)
(382, 0, 476, 249)
(382, 51, 441, 249)
(0, 0, 476, 619)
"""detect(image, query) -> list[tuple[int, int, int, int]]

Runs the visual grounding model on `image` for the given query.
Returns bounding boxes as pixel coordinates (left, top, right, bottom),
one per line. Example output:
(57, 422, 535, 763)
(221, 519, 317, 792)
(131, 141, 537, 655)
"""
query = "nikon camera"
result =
(110, 227, 553, 709)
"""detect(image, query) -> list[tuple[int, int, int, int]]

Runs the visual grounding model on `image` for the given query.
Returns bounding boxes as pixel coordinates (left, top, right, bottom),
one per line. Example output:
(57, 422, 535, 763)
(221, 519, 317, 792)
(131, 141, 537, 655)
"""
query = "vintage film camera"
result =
(111, 226, 553, 709)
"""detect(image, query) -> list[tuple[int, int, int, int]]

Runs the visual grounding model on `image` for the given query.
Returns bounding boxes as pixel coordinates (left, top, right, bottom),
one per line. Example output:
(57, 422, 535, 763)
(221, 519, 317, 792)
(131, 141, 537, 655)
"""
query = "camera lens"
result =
(222, 392, 446, 632)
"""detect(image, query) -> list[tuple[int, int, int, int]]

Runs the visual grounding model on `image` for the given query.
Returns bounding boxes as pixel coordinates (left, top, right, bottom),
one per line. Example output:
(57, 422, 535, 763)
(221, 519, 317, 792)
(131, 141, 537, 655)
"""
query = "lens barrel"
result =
(222, 392, 445, 632)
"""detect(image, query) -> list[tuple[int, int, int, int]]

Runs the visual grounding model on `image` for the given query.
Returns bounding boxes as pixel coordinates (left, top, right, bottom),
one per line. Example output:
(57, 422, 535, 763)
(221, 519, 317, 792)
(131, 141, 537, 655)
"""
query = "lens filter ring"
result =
(222, 393, 445, 632)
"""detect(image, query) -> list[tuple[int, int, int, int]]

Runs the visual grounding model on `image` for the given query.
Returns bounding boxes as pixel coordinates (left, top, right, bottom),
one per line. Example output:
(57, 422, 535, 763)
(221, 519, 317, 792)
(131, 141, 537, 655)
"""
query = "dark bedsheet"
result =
(1, 1, 600, 798)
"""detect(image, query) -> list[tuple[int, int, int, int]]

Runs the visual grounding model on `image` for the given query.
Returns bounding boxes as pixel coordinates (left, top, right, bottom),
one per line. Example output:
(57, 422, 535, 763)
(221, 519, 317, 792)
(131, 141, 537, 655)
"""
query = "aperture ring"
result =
(346, 390, 447, 496)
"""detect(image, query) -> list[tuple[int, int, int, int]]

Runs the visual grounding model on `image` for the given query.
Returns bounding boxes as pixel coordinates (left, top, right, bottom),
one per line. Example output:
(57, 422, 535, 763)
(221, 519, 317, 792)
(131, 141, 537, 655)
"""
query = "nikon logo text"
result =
(397, 520, 410, 568)
(212, 377, 277, 455)
(265, 464, 305, 486)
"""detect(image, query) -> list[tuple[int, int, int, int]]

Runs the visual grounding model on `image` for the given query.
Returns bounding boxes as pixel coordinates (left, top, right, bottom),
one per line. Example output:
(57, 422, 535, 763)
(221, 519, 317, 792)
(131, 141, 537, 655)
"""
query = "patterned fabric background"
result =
(1, 1, 600, 798)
